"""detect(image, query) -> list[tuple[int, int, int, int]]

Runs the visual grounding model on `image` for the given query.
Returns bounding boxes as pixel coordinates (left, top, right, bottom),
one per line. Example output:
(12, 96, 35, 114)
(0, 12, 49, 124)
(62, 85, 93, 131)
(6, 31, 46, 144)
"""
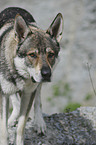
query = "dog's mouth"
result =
(41, 77, 51, 82)
(31, 76, 51, 83)
(31, 77, 37, 83)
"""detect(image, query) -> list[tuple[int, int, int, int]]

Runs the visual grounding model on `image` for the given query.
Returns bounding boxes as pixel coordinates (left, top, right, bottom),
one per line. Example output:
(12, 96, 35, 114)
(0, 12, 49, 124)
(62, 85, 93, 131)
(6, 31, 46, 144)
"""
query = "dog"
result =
(0, 7, 63, 145)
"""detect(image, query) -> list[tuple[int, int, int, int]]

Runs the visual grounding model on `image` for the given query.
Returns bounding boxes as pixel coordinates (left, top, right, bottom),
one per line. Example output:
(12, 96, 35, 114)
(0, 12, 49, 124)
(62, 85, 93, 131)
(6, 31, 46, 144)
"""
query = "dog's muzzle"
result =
(31, 77, 36, 83)
(41, 66, 51, 82)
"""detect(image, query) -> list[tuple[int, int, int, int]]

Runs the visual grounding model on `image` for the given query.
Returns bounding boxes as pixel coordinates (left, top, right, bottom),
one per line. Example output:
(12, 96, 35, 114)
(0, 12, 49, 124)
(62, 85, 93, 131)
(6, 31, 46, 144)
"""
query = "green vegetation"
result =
(63, 102, 81, 113)
(47, 81, 83, 112)
(85, 93, 93, 101)
(53, 85, 60, 96)
(47, 97, 52, 102)
(47, 81, 73, 107)
(53, 81, 72, 99)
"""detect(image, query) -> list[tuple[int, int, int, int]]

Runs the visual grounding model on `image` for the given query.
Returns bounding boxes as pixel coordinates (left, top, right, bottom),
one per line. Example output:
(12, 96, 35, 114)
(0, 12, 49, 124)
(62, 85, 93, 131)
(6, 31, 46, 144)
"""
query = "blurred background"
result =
(1, 0, 96, 114)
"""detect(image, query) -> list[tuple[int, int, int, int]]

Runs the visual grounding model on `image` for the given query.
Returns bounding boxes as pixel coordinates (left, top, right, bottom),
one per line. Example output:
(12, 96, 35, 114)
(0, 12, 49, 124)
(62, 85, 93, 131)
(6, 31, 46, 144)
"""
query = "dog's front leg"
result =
(0, 93, 9, 145)
(34, 83, 46, 134)
(16, 90, 36, 145)
(8, 93, 20, 126)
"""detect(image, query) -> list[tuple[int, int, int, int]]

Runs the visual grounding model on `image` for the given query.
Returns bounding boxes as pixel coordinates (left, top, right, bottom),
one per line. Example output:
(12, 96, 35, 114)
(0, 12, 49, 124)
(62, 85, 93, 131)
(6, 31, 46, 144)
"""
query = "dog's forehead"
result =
(28, 28, 58, 53)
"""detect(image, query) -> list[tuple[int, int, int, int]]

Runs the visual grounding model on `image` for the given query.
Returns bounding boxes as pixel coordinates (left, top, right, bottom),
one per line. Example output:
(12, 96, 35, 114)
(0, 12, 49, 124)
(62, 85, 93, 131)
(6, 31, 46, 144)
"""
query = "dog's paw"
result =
(33, 116, 46, 135)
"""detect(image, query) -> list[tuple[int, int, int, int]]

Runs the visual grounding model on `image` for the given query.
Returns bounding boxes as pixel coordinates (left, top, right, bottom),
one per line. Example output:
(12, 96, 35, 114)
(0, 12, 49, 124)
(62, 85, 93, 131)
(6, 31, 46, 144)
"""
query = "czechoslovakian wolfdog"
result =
(0, 7, 63, 145)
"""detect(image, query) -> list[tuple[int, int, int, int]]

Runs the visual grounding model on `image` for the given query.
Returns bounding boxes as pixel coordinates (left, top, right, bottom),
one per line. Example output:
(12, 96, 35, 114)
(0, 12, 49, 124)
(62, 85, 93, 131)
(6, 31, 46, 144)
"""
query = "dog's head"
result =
(14, 13, 63, 83)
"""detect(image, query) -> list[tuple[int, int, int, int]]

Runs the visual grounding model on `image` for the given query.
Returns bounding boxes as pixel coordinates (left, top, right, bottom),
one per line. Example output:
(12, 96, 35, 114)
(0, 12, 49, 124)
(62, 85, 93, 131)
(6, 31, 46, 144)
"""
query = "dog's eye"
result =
(29, 53, 37, 58)
(48, 52, 55, 58)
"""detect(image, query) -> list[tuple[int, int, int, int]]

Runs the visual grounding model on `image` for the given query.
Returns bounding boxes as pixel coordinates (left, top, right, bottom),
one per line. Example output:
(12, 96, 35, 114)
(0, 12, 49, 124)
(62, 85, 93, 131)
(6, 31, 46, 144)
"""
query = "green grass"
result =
(47, 97, 52, 102)
(85, 93, 93, 101)
(63, 102, 81, 113)
(53, 82, 72, 98)
(53, 85, 60, 96)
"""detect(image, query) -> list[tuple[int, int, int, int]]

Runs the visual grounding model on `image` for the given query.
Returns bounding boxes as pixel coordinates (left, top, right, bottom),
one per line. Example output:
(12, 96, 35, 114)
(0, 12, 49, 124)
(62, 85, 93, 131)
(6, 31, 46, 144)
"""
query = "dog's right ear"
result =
(14, 14, 31, 43)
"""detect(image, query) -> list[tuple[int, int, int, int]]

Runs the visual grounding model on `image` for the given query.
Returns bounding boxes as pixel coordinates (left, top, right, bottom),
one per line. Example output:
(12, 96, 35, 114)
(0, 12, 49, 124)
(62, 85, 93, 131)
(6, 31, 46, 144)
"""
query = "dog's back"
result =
(0, 7, 35, 28)
(0, 7, 37, 95)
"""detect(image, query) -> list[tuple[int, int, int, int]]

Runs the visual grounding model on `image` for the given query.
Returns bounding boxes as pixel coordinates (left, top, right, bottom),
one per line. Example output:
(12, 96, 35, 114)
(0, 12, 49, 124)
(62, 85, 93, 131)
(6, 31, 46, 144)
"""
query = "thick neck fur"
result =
(5, 30, 17, 71)
(1, 28, 39, 94)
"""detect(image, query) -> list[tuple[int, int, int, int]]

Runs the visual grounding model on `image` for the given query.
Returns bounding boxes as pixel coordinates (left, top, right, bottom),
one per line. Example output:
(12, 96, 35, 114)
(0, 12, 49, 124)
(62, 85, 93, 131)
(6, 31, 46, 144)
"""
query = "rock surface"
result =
(9, 107, 96, 144)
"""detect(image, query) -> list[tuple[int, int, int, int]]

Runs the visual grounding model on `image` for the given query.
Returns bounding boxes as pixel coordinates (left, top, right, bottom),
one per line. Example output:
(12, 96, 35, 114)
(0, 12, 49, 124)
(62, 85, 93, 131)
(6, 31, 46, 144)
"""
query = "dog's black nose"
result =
(41, 66, 51, 81)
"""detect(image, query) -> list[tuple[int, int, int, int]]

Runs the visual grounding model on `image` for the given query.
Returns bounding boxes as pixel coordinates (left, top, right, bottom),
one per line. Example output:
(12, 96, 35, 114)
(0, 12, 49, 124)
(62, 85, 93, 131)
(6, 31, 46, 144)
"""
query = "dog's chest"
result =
(23, 79, 39, 93)
(0, 73, 38, 95)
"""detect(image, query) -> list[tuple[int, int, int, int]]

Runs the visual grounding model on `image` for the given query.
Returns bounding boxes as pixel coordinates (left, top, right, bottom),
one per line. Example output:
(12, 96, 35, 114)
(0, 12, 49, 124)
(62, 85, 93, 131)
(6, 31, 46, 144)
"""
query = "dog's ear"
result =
(14, 14, 31, 43)
(46, 13, 63, 42)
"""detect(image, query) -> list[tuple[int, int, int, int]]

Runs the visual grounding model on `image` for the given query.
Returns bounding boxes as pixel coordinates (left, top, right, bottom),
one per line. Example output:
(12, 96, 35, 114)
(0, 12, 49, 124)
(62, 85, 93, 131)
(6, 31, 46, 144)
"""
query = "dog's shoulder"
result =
(0, 7, 35, 28)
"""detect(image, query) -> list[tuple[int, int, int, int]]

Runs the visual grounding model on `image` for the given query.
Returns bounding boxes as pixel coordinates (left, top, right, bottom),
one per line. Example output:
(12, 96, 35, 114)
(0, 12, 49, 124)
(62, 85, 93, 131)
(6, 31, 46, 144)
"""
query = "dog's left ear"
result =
(14, 14, 31, 43)
(46, 13, 63, 42)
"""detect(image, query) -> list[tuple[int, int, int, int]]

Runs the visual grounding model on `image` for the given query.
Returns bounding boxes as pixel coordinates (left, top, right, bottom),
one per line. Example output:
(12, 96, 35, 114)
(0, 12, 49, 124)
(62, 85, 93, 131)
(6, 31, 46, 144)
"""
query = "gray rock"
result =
(9, 107, 96, 144)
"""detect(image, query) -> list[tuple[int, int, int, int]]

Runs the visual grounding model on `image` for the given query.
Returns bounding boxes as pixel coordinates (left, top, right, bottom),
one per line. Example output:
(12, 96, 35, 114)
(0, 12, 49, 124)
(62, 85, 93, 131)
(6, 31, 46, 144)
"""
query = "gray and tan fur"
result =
(0, 7, 63, 145)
